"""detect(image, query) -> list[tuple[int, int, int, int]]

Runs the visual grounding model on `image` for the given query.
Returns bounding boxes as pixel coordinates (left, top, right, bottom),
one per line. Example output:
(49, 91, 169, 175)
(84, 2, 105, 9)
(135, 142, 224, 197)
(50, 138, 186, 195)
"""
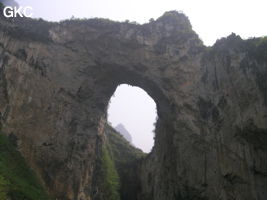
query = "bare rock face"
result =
(0, 0, 19, 7)
(115, 123, 132, 144)
(0, 10, 267, 200)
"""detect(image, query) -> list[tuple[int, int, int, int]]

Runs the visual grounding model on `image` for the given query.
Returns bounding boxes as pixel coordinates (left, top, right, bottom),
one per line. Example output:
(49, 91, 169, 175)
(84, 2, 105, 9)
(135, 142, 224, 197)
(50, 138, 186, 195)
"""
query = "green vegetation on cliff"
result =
(101, 146, 120, 200)
(106, 125, 145, 166)
(105, 125, 145, 200)
(257, 36, 267, 46)
(0, 133, 52, 200)
(95, 124, 145, 200)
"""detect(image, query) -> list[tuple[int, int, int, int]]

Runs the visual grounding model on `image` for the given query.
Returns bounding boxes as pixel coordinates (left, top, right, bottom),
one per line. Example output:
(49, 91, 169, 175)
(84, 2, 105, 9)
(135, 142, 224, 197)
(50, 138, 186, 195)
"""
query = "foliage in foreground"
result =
(0, 133, 52, 200)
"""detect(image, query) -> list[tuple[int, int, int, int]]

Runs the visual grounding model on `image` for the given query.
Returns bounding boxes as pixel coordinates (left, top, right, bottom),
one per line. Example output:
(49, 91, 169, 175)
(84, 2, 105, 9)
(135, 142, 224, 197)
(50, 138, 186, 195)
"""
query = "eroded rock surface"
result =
(0, 10, 267, 200)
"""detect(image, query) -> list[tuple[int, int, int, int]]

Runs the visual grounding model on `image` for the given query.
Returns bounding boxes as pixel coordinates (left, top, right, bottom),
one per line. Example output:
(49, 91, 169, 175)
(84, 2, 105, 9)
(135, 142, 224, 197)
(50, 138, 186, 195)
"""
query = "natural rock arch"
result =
(0, 10, 267, 200)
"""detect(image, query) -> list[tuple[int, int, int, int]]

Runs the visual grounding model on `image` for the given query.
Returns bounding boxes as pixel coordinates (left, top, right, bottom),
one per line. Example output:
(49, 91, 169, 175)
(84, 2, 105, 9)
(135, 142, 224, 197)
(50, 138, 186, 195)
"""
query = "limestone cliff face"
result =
(0, 10, 267, 200)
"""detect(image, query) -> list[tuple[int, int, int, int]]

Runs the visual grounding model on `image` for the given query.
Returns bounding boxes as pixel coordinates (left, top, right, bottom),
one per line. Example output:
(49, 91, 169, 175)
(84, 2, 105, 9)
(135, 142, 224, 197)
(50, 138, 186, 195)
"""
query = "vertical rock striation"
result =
(0, 9, 267, 200)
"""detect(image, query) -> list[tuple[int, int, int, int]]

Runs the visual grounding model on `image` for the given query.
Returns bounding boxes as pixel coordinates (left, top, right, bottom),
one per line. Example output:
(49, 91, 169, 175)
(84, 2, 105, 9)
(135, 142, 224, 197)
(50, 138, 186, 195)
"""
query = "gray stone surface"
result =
(0, 10, 267, 200)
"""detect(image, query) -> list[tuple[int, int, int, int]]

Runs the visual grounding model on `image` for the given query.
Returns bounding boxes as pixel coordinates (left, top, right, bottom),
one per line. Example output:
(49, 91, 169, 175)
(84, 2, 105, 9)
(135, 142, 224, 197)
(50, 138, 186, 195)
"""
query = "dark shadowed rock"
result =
(0, 0, 19, 7)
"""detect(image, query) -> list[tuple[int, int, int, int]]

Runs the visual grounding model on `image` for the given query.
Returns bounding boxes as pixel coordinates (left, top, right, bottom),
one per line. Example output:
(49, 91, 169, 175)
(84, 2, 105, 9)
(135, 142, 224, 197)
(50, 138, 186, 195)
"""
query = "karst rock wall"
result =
(0, 11, 267, 200)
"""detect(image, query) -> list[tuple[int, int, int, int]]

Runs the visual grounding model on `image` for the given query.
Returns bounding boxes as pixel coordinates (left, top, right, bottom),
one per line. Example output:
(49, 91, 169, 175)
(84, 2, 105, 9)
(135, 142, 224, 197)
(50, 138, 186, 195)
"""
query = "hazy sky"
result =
(108, 85, 157, 152)
(15, 0, 267, 152)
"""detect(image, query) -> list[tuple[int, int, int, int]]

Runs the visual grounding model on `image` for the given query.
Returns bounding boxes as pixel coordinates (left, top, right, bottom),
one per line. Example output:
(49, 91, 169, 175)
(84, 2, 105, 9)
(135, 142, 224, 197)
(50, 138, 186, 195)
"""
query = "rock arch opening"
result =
(107, 84, 158, 153)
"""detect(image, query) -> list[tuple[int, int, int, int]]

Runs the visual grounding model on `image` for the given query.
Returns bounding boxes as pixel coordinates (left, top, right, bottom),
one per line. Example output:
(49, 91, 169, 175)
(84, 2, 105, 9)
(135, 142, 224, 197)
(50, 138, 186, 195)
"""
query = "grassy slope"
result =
(0, 133, 52, 200)
(101, 145, 121, 200)
(106, 125, 145, 166)
(105, 125, 145, 200)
